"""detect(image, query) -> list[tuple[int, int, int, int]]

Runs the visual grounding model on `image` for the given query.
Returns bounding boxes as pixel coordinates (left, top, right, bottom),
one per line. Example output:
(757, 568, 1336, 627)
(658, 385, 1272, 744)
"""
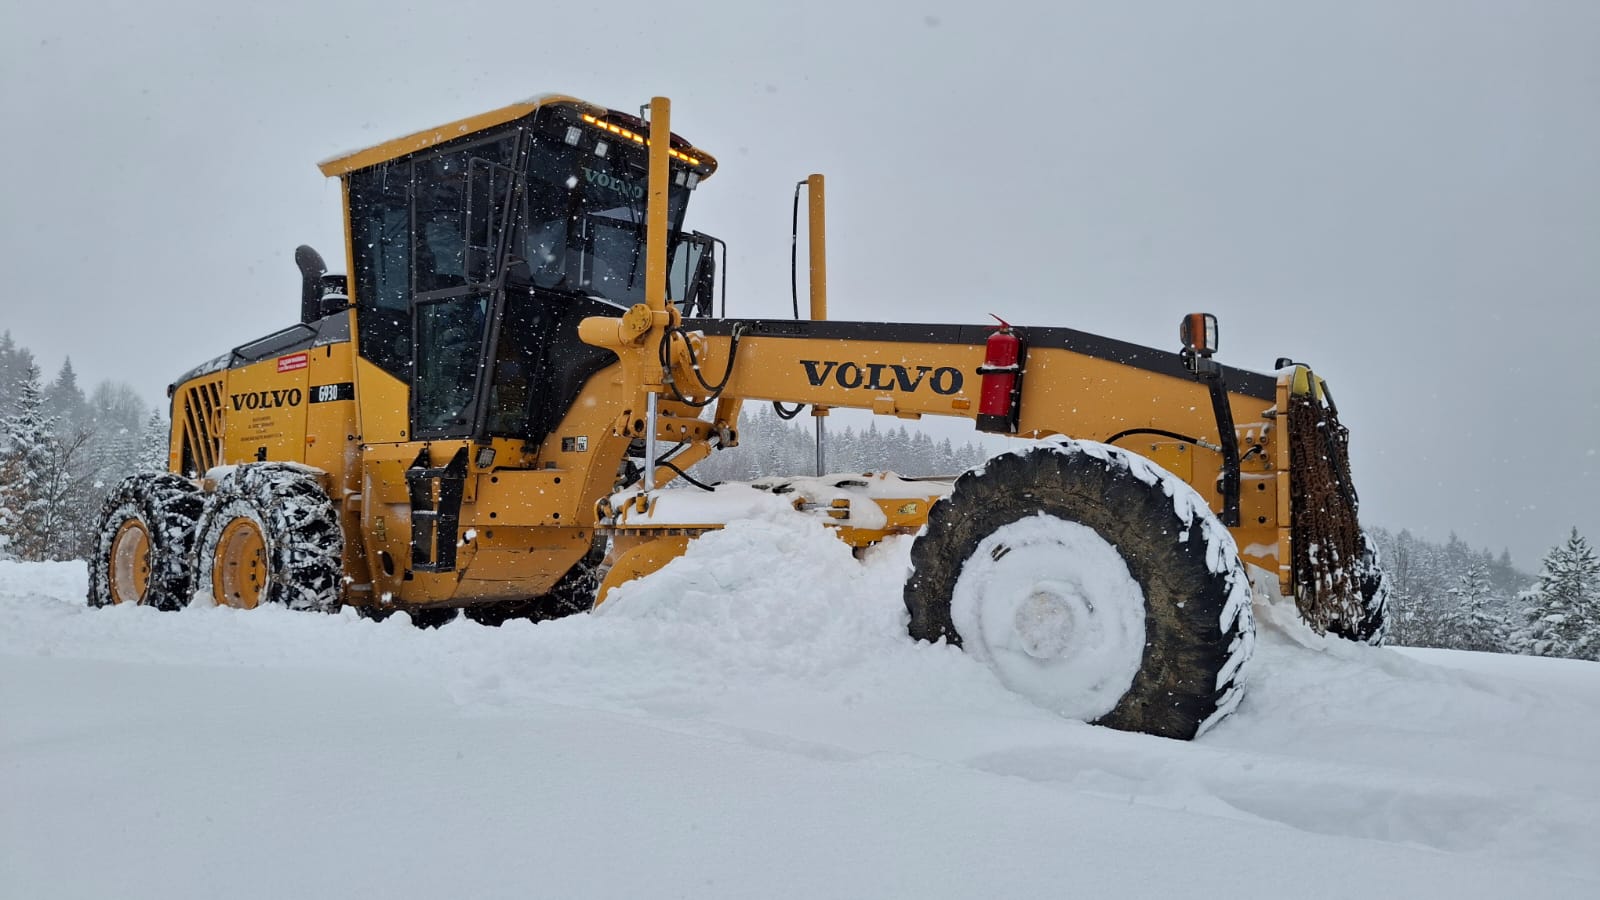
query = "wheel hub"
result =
(950, 515, 1147, 721)
(1013, 584, 1079, 659)
(213, 518, 267, 609)
(108, 520, 152, 605)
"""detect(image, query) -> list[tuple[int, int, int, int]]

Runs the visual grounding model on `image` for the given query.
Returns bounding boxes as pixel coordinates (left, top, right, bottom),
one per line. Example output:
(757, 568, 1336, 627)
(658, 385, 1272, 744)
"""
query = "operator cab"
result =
(321, 95, 719, 446)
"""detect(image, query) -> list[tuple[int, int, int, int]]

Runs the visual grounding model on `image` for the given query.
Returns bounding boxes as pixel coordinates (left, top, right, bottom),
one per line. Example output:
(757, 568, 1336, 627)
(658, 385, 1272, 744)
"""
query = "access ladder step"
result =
(405, 447, 469, 573)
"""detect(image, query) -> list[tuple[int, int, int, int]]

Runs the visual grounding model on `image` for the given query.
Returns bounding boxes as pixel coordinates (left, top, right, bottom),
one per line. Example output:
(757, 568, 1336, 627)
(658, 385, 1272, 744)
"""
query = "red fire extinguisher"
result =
(976, 314, 1024, 434)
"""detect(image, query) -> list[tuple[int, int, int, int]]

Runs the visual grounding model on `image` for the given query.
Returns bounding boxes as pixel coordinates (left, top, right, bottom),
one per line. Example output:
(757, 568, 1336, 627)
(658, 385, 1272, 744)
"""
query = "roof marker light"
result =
(581, 114, 702, 167)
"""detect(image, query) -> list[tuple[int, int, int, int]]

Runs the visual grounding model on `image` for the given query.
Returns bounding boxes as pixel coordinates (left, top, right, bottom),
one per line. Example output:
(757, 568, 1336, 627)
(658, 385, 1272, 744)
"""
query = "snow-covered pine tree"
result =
(907, 430, 935, 475)
(1517, 529, 1600, 660)
(1383, 529, 1440, 645)
(0, 331, 39, 421)
(45, 358, 89, 432)
(0, 363, 64, 560)
(883, 425, 912, 473)
(138, 411, 170, 473)
(833, 425, 863, 474)
(1488, 547, 1523, 597)
(1442, 563, 1507, 652)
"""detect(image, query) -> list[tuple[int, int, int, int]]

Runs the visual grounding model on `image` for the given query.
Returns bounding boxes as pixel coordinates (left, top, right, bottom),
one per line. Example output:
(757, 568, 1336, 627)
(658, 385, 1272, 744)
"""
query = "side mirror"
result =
(318, 275, 348, 318)
(687, 235, 718, 318)
(1179, 312, 1220, 377)
(1179, 312, 1218, 357)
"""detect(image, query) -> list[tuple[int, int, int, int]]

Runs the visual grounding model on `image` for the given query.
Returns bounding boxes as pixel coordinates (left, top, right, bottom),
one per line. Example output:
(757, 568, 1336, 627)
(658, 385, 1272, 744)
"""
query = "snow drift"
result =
(3, 513, 1597, 898)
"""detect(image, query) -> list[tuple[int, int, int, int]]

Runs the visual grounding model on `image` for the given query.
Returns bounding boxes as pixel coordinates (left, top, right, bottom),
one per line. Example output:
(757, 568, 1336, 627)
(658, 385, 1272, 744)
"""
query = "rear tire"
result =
(461, 552, 604, 626)
(87, 473, 202, 610)
(905, 440, 1255, 740)
(191, 463, 344, 612)
(408, 607, 460, 629)
(538, 550, 603, 619)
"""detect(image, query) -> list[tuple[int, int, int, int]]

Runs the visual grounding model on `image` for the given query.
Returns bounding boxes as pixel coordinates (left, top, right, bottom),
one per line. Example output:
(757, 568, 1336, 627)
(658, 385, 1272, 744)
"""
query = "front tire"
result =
(191, 463, 344, 612)
(87, 473, 203, 610)
(1327, 532, 1390, 645)
(905, 440, 1255, 740)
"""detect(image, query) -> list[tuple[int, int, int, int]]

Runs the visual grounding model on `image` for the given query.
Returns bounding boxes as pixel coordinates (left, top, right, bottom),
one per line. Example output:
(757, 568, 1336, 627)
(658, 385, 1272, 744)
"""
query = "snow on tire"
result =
(904, 439, 1255, 740)
(87, 473, 203, 610)
(191, 463, 344, 612)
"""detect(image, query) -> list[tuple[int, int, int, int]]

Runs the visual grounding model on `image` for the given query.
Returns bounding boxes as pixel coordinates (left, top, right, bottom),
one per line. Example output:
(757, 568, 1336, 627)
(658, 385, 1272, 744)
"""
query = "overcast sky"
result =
(2, 0, 1596, 569)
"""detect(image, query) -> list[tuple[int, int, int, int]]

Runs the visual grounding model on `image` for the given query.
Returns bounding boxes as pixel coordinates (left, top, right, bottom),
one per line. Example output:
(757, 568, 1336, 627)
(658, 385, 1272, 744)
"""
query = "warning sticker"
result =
(277, 352, 309, 374)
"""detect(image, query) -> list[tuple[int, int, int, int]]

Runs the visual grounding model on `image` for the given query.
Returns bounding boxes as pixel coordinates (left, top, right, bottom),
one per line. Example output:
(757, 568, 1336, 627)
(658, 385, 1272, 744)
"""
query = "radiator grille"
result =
(179, 379, 224, 474)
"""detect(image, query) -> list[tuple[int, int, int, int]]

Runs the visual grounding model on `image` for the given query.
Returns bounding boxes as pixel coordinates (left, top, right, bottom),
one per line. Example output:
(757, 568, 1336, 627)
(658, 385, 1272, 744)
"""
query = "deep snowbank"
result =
(3, 515, 1598, 898)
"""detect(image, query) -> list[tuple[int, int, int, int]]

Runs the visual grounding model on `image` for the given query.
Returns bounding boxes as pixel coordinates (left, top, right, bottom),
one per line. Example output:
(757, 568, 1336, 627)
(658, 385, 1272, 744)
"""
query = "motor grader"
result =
(89, 94, 1386, 740)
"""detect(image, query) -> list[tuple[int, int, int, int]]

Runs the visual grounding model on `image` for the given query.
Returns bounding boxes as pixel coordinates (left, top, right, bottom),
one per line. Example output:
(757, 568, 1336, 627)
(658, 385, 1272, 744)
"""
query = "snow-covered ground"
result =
(4, 514, 1598, 898)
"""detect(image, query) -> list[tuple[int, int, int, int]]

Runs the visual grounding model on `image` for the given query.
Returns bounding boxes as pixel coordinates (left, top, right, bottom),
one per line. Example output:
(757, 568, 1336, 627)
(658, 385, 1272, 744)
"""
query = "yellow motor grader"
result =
(89, 95, 1386, 740)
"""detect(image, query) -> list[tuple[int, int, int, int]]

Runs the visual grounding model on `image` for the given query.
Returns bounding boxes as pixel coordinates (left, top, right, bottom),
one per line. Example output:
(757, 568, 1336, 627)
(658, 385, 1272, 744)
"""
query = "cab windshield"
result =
(522, 131, 690, 304)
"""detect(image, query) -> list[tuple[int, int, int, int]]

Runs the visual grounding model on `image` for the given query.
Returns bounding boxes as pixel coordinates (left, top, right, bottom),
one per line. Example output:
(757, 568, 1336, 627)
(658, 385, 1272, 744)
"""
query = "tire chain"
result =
(1288, 392, 1366, 634)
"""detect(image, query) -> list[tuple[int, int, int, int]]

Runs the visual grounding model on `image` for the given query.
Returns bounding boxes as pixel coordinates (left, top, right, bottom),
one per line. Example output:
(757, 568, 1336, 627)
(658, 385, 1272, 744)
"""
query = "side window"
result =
(349, 163, 412, 380)
(349, 131, 520, 434)
(413, 295, 491, 435)
(669, 236, 703, 307)
(466, 156, 516, 284)
(413, 152, 470, 295)
(413, 137, 519, 297)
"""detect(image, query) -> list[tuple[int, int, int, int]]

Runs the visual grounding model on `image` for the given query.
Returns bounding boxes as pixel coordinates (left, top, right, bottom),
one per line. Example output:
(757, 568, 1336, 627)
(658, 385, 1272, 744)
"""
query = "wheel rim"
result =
(213, 518, 268, 609)
(949, 514, 1147, 721)
(108, 520, 152, 605)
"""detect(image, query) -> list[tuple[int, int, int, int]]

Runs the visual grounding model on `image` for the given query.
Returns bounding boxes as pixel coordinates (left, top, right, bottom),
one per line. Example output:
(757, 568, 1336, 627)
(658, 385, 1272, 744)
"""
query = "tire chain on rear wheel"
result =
(191, 463, 344, 612)
(87, 473, 203, 610)
(1287, 390, 1368, 636)
(905, 442, 1255, 740)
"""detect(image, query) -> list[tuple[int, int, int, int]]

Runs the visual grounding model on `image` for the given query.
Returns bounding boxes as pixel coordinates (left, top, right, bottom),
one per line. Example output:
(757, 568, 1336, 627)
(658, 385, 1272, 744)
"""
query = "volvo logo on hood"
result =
(229, 389, 303, 411)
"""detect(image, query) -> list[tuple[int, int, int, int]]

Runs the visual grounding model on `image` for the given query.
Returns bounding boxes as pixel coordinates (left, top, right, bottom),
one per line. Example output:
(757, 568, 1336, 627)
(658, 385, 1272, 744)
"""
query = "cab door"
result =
(407, 134, 525, 440)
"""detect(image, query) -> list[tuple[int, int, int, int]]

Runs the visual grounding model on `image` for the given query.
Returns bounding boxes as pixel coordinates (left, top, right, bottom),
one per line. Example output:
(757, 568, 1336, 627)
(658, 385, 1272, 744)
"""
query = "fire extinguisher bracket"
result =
(975, 320, 1026, 434)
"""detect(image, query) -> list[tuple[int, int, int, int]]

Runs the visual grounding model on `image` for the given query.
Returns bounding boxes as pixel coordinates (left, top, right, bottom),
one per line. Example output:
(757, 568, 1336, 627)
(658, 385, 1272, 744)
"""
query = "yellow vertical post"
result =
(806, 173, 827, 321)
(641, 97, 673, 489)
(645, 96, 672, 314)
(806, 173, 830, 472)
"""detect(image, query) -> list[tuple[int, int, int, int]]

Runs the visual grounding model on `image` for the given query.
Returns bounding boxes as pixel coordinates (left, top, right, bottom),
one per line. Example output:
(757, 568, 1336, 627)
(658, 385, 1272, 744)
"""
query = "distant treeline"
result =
(684, 404, 992, 484)
(1369, 525, 1598, 661)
